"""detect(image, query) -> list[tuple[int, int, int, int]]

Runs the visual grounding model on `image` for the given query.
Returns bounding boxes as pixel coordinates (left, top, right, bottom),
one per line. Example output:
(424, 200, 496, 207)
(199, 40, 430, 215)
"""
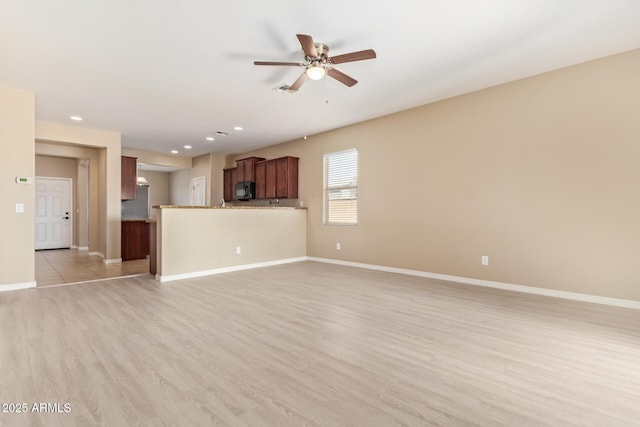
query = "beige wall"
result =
(157, 208, 306, 279)
(169, 169, 191, 206)
(137, 170, 170, 218)
(0, 87, 35, 288)
(235, 48, 640, 301)
(77, 160, 89, 248)
(36, 122, 122, 261)
(210, 154, 226, 206)
(35, 155, 77, 179)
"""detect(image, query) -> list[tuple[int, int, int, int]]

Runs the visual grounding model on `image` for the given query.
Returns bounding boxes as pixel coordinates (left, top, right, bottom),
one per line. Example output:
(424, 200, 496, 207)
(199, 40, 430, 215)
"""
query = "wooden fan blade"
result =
(329, 49, 377, 64)
(289, 72, 307, 91)
(327, 68, 358, 87)
(254, 61, 303, 66)
(296, 34, 318, 58)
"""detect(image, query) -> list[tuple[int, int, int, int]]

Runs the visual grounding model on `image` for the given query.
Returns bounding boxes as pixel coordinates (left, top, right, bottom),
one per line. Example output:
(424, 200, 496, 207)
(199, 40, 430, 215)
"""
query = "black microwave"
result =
(235, 181, 256, 200)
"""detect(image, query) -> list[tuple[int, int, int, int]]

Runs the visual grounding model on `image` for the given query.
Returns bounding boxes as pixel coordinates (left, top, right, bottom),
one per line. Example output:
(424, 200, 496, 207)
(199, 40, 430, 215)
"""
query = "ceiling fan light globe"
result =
(306, 65, 326, 80)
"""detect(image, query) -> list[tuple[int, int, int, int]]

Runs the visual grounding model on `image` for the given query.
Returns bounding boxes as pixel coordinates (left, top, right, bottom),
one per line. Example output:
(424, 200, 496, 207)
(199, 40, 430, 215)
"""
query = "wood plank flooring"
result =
(1, 261, 639, 426)
(35, 249, 149, 287)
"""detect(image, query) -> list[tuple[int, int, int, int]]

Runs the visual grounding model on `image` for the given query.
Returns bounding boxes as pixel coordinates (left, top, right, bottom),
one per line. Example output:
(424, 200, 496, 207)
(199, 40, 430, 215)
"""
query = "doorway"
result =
(33, 155, 147, 287)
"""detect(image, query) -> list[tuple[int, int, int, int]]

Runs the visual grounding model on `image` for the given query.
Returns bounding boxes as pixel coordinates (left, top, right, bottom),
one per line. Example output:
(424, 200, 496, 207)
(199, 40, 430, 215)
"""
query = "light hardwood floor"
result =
(1, 261, 639, 426)
(35, 249, 149, 287)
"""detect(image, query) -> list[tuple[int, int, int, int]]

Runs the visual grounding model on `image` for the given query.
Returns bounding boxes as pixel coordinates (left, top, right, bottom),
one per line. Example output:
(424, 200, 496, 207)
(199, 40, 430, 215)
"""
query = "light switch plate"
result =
(16, 203, 25, 213)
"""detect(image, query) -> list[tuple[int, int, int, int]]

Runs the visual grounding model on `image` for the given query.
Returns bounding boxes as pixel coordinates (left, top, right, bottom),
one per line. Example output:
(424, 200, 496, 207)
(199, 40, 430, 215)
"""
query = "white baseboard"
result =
(0, 281, 37, 292)
(157, 257, 307, 283)
(76, 246, 89, 251)
(87, 251, 121, 264)
(307, 257, 640, 310)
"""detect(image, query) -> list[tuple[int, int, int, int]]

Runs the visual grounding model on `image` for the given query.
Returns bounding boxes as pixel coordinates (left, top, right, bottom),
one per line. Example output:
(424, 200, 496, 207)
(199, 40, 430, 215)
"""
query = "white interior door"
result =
(191, 176, 206, 206)
(35, 177, 72, 250)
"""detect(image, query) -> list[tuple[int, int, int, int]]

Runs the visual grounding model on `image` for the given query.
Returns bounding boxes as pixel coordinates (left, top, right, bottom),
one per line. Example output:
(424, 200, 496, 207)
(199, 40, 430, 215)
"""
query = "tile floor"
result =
(35, 248, 150, 287)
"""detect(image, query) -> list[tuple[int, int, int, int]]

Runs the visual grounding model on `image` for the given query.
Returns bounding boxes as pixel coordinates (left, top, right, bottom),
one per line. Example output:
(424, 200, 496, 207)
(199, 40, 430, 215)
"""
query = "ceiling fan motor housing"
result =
(312, 43, 329, 62)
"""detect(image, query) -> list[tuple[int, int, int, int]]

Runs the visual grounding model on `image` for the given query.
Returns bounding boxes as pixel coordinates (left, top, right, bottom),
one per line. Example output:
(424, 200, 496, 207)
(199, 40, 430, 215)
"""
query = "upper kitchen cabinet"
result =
(121, 156, 137, 200)
(264, 156, 298, 199)
(254, 160, 266, 200)
(235, 157, 265, 183)
(223, 167, 237, 201)
(275, 156, 298, 199)
(264, 159, 277, 199)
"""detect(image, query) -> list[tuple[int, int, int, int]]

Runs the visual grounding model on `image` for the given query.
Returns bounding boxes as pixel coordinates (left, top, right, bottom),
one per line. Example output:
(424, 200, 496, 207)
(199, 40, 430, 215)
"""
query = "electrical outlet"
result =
(481, 255, 489, 266)
(236, 246, 241, 255)
(336, 243, 341, 250)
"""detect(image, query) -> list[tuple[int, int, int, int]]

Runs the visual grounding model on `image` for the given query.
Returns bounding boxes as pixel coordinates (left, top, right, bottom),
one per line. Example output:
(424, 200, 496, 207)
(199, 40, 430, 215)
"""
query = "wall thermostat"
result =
(15, 177, 31, 184)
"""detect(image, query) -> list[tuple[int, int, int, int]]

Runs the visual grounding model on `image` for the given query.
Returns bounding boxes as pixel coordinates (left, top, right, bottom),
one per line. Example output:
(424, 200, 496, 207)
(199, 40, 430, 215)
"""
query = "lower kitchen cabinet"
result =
(121, 220, 149, 261)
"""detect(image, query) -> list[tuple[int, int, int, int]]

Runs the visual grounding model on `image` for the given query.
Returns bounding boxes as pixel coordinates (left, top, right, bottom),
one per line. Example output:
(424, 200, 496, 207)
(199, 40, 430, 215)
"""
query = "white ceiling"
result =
(2, 1, 639, 158)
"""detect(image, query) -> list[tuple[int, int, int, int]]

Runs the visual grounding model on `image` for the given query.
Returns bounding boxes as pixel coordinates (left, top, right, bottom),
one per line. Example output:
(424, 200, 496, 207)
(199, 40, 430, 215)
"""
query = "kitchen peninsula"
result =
(152, 205, 307, 282)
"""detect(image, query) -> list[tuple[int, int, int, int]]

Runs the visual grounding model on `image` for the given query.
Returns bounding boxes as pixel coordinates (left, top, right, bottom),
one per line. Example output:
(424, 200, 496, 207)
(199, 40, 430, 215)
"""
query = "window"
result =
(324, 148, 358, 225)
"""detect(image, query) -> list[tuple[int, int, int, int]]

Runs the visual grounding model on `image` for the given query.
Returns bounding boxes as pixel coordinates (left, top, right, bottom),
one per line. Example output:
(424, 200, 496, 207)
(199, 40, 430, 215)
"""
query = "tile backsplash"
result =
(122, 185, 149, 219)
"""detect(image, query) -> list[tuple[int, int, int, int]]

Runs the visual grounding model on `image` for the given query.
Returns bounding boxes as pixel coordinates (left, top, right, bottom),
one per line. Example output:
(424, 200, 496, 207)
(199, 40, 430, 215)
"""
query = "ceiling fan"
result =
(254, 34, 376, 91)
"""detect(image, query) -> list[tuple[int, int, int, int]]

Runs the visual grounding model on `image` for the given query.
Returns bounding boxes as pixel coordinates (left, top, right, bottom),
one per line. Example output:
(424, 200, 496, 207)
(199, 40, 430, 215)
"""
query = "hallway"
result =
(35, 249, 149, 287)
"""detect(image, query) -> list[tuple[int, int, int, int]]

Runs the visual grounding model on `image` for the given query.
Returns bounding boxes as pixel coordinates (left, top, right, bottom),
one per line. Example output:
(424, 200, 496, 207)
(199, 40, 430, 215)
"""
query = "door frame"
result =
(191, 176, 206, 206)
(35, 176, 73, 250)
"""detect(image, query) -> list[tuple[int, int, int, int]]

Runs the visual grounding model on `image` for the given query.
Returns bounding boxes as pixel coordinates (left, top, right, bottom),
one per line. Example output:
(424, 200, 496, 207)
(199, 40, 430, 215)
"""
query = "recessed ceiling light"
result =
(171, 150, 179, 154)
(184, 145, 192, 149)
(206, 137, 214, 141)
(234, 126, 243, 131)
(70, 116, 83, 121)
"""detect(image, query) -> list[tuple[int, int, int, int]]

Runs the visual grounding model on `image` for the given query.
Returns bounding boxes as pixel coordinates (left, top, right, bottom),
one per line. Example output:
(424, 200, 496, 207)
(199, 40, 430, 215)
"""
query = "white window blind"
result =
(324, 148, 358, 225)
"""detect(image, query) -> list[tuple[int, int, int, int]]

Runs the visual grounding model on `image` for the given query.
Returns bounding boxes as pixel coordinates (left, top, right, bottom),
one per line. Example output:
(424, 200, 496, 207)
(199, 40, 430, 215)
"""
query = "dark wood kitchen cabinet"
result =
(254, 160, 266, 200)
(223, 167, 237, 201)
(121, 220, 149, 261)
(235, 157, 265, 183)
(264, 156, 299, 199)
(265, 159, 277, 199)
(224, 155, 298, 200)
(275, 156, 298, 199)
(121, 156, 137, 200)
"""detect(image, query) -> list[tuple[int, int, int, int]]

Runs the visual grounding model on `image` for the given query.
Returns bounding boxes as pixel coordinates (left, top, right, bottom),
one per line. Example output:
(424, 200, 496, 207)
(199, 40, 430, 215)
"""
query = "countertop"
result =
(153, 205, 306, 210)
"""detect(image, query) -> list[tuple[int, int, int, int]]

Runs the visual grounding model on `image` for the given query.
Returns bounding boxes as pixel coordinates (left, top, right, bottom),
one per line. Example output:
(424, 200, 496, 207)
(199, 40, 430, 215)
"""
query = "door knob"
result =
(63, 217, 69, 220)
